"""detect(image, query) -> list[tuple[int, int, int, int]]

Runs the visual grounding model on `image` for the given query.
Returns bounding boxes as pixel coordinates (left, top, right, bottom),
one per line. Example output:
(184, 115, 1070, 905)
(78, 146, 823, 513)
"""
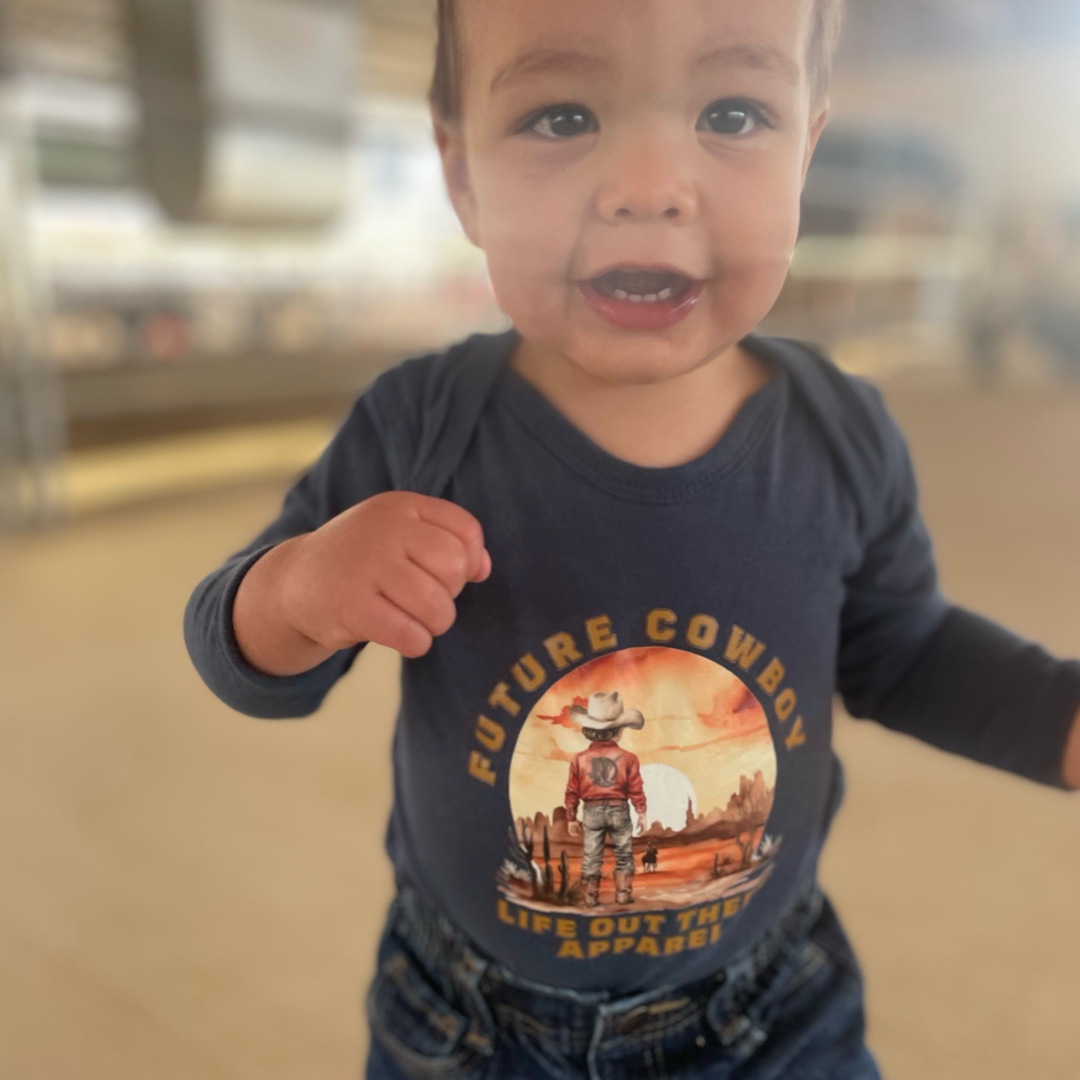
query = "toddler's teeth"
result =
(658, 288, 673, 300)
(629, 294, 644, 303)
(614, 289, 629, 300)
(644, 294, 659, 302)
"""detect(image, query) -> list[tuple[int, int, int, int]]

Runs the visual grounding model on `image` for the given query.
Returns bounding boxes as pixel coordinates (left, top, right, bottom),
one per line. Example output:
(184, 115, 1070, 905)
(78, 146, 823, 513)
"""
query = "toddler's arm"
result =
(833, 385, 1080, 789)
(1066, 712, 1080, 789)
(844, 606, 1080, 788)
(184, 395, 487, 718)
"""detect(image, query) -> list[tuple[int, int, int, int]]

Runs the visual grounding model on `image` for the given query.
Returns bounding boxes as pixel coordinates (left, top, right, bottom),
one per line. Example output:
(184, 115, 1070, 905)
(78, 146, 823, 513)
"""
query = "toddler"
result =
(186, 1, 1080, 1076)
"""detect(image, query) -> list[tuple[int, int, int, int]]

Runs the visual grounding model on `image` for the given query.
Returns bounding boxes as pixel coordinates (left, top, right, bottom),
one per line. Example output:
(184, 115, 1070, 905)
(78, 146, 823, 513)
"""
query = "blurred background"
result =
(1, 1, 1078, 1077)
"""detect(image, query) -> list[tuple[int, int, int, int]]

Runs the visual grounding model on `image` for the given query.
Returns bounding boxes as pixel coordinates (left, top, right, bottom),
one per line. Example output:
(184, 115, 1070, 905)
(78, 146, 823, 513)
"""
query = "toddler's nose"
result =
(596, 142, 698, 224)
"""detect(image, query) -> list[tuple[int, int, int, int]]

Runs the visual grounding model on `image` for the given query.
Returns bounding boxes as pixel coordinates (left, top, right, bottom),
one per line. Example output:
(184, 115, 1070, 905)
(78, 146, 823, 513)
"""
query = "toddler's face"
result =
(438, 0, 828, 384)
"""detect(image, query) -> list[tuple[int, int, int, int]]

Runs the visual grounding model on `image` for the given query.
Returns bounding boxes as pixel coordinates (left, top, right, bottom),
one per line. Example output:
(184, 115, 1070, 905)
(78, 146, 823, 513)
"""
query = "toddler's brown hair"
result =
(430, 0, 844, 127)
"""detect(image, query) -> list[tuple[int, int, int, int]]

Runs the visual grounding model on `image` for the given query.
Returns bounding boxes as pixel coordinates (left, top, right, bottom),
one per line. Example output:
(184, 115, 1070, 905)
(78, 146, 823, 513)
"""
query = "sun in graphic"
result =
(508, 646, 776, 828)
(639, 763, 697, 830)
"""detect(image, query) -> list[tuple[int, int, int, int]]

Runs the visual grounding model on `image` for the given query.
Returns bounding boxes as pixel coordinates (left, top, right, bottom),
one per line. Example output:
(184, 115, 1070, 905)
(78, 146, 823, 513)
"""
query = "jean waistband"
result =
(388, 877, 824, 1043)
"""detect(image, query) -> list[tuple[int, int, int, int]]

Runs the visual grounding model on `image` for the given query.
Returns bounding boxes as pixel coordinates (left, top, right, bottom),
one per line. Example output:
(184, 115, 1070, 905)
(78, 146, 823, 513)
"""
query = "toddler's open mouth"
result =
(588, 268, 696, 304)
(578, 266, 704, 331)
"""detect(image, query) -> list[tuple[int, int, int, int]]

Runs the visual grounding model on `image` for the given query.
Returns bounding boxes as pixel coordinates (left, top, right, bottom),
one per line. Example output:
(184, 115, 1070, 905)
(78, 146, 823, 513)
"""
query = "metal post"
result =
(0, 75, 66, 529)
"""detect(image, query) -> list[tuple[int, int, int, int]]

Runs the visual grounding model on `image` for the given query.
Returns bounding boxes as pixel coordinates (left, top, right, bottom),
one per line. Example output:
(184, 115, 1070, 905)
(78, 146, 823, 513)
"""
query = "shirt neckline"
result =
(493, 333, 787, 504)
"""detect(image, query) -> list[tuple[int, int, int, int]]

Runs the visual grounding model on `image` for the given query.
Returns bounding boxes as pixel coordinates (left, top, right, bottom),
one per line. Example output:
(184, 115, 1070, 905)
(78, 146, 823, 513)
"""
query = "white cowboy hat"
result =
(568, 690, 645, 732)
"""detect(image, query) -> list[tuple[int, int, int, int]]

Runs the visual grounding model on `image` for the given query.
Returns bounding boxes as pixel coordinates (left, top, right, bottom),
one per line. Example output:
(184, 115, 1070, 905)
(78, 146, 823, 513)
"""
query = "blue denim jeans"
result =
(364, 881, 880, 1080)
(580, 800, 635, 878)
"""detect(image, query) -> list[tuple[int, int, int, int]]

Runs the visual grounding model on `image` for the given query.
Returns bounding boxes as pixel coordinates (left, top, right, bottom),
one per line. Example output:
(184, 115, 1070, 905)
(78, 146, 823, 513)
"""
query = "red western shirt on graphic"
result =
(564, 741, 648, 820)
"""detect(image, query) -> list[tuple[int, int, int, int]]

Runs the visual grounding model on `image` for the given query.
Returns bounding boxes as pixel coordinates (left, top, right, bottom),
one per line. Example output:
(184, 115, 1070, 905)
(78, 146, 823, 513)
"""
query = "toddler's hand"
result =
(235, 492, 491, 674)
(283, 491, 491, 658)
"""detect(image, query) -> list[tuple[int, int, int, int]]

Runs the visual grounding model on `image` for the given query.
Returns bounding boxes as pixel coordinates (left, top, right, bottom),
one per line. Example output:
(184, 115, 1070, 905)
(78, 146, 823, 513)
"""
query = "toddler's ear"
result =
(435, 122, 482, 248)
(801, 103, 830, 186)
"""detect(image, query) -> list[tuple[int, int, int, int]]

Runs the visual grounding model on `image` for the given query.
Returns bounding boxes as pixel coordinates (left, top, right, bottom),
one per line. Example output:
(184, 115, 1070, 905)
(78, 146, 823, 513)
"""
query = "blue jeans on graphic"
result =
(580, 801, 635, 878)
(364, 882, 880, 1080)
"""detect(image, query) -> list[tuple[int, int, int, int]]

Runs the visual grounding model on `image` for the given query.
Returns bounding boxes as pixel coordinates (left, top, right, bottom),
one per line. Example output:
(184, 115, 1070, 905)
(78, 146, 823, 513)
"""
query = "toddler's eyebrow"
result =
(693, 44, 801, 87)
(489, 47, 611, 94)
(489, 41, 801, 97)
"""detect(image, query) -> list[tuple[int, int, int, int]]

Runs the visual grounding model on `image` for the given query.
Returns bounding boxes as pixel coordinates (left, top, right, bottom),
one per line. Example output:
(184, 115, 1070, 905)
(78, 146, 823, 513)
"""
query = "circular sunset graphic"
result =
(500, 646, 782, 913)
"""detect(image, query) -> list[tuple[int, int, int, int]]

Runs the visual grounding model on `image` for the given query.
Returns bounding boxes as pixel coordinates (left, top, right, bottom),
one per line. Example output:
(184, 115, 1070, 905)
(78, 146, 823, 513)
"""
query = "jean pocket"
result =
(366, 949, 489, 1080)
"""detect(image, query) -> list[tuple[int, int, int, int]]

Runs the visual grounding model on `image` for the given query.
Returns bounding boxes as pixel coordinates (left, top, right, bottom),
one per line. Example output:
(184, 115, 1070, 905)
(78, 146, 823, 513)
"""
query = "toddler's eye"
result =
(697, 99, 768, 137)
(524, 104, 598, 139)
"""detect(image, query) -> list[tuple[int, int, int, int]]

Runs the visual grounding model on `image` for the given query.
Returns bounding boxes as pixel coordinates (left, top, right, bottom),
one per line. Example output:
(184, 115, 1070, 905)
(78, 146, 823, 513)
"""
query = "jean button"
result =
(614, 1006, 650, 1036)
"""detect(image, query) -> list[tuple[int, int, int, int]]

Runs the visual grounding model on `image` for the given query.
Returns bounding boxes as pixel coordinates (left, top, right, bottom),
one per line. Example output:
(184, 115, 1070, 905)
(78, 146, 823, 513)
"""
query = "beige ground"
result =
(1, 378, 1079, 1079)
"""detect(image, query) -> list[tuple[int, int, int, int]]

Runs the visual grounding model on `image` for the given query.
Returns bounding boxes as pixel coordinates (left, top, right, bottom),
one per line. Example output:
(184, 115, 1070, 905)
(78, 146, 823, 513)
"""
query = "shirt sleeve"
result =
(565, 757, 581, 820)
(183, 396, 395, 719)
(835, 386, 1080, 788)
(626, 755, 647, 814)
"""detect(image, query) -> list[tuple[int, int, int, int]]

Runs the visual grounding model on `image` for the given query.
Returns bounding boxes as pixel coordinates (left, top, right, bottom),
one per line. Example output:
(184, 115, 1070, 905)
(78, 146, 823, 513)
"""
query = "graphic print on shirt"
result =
(499, 646, 780, 915)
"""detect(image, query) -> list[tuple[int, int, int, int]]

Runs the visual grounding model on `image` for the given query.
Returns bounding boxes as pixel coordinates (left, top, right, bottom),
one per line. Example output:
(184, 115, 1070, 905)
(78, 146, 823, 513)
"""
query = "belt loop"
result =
(395, 880, 497, 1057)
(452, 945, 496, 1057)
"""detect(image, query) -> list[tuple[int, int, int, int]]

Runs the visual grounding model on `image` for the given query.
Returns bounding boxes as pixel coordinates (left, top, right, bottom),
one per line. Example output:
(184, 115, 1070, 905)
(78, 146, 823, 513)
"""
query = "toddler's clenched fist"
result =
(233, 492, 491, 676)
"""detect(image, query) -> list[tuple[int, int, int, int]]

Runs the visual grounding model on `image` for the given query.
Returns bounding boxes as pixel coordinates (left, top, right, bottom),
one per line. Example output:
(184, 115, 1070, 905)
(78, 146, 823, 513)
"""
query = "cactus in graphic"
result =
(542, 826, 554, 898)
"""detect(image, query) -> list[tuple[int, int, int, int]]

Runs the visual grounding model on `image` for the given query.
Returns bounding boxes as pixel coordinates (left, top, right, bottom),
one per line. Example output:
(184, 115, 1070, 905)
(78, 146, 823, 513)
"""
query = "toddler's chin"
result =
(547, 326, 741, 387)
(568, 346, 710, 386)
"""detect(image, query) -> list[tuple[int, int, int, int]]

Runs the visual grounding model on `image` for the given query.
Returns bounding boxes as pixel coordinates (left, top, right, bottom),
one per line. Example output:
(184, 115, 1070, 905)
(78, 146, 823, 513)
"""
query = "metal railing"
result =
(0, 82, 66, 528)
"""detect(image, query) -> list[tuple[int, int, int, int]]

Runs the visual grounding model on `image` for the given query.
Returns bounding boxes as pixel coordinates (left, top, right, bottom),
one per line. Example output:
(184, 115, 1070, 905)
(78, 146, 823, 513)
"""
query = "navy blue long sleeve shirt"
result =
(185, 332, 1080, 992)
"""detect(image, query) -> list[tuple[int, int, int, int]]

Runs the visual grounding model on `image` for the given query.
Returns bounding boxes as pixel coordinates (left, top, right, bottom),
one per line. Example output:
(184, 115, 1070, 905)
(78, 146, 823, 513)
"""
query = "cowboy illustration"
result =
(565, 691, 648, 908)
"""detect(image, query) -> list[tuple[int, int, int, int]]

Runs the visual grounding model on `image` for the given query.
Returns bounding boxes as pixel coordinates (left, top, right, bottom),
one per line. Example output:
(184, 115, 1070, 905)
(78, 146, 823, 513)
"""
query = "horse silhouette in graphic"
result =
(642, 840, 659, 873)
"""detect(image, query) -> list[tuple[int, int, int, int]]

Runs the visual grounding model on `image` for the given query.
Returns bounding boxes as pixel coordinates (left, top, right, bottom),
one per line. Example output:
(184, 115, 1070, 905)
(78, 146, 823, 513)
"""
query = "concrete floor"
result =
(1, 378, 1079, 1079)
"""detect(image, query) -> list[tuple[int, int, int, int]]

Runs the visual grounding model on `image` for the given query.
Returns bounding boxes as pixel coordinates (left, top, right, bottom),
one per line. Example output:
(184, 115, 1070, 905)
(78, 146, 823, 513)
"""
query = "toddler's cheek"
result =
(482, 211, 577, 302)
(711, 203, 801, 321)
(484, 255, 567, 331)
(722, 196, 800, 267)
(721, 257, 795, 334)
(474, 173, 578, 269)
(478, 220, 564, 306)
(486, 244, 555, 297)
